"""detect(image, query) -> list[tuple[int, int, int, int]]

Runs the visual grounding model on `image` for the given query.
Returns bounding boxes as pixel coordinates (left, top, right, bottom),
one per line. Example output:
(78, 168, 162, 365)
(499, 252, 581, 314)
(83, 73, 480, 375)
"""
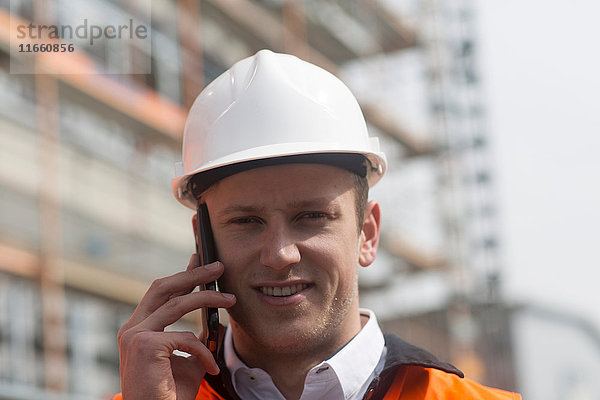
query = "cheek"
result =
(213, 234, 254, 291)
(307, 234, 359, 279)
(214, 228, 257, 263)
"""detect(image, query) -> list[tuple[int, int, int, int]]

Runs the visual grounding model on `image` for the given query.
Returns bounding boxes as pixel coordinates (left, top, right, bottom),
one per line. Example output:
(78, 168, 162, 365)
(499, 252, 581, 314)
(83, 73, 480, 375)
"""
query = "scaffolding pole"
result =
(34, 0, 67, 392)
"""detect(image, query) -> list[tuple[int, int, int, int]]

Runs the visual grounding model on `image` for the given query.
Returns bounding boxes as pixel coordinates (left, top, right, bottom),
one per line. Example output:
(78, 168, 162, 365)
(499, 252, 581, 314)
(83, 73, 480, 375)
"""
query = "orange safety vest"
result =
(372, 366, 521, 399)
(114, 365, 520, 400)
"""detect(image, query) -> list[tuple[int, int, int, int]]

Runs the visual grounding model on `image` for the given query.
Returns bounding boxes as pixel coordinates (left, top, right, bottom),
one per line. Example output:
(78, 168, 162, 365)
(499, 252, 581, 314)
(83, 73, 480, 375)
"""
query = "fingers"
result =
(170, 254, 202, 299)
(122, 330, 219, 376)
(164, 331, 220, 375)
(185, 253, 200, 273)
(138, 290, 235, 332)
(118, 255, 230, 399)
(124, 261, 226, 330)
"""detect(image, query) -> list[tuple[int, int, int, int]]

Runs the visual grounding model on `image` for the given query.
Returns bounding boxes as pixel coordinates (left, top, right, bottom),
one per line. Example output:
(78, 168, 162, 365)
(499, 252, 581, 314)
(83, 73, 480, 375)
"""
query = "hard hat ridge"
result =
(173, 49, 387, 209)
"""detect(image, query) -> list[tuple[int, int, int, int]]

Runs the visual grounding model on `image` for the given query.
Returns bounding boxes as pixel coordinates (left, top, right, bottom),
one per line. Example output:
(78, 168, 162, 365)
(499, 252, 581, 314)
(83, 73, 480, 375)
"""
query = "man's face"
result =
(203, 164, 369, 354)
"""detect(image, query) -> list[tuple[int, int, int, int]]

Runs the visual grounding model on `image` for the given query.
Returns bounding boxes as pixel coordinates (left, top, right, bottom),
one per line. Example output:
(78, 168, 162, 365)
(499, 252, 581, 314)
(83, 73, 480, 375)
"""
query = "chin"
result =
(255, 325, 331, 355)
(229, 307, 343, 355)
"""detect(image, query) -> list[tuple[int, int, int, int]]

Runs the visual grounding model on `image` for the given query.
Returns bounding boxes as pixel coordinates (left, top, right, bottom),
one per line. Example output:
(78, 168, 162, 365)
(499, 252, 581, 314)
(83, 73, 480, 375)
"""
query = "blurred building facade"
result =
(0, 0, 523, 398)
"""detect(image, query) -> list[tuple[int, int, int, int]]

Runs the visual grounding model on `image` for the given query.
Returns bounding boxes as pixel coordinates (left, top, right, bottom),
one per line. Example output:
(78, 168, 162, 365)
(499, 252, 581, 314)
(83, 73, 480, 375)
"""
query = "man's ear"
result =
(359, 200, 381, 267)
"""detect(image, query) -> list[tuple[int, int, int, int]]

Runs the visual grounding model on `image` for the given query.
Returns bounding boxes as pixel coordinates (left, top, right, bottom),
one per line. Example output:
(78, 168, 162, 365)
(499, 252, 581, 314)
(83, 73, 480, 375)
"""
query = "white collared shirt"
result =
(224, 309, 387, 400)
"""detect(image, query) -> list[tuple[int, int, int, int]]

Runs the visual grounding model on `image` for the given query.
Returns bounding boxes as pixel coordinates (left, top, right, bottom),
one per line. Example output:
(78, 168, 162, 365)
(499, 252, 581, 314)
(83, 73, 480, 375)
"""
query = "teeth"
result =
(259, 283, 308, 297)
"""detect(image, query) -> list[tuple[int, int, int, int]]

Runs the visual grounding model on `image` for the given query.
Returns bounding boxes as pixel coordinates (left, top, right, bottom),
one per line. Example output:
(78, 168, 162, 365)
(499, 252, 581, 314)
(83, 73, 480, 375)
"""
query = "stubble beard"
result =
(227, 274, 359, 358)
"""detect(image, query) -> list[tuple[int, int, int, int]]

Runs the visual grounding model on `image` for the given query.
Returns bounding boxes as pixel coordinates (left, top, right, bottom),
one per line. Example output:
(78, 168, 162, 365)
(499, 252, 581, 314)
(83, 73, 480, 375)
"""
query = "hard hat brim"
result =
(172, 148, 386, 209)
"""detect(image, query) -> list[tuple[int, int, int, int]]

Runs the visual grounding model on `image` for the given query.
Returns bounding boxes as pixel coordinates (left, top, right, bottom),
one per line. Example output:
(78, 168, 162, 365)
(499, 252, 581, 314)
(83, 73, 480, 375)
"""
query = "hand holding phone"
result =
(195, 202, 220, 358)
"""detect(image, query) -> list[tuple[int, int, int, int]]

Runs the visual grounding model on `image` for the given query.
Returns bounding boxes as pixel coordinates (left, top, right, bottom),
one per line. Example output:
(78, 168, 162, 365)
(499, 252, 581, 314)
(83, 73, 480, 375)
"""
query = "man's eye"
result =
(231, 217, 261, 224)
(299, 212, 327, 220)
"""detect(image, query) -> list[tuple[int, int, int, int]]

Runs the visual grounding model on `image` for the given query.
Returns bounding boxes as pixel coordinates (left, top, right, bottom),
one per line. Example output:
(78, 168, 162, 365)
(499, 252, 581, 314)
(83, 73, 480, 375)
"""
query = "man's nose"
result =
(259, 222, 301, 270)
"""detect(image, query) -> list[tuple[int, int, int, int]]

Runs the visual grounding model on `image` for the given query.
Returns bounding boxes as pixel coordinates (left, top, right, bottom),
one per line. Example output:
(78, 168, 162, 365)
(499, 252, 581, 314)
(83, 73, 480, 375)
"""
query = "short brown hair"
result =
(352, 172, 369, 232)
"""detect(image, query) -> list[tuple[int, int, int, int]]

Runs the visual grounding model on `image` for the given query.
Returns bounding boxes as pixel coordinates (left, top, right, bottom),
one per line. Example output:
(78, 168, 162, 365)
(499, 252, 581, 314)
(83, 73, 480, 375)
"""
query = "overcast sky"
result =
(476, 0, 600, 328)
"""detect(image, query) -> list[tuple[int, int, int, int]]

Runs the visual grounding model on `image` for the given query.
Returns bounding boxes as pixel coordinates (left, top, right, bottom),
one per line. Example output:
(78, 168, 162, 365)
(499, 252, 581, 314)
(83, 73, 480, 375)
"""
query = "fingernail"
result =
(221, 293, 235, 300)
(205, 262, 220, 271)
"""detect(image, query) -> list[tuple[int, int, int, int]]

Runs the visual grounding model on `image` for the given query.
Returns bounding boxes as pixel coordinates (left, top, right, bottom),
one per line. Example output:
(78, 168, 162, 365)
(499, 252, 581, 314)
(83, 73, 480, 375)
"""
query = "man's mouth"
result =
(258, 283, 309, 297)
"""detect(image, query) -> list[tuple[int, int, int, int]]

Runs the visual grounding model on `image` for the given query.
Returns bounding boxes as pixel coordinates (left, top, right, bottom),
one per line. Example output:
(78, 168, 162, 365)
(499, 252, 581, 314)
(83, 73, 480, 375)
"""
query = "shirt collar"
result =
(322, 309, 385, 398)
(224, 308, 386, 400)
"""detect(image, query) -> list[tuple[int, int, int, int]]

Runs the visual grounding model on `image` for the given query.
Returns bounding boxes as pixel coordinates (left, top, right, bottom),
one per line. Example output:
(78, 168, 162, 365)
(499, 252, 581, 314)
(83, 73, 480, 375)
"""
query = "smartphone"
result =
(195, 202, 220, 358)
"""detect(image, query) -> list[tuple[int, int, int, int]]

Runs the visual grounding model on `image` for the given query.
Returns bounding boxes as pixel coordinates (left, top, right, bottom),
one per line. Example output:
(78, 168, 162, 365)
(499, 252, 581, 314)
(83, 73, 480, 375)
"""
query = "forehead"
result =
(203, 163, 355, 208)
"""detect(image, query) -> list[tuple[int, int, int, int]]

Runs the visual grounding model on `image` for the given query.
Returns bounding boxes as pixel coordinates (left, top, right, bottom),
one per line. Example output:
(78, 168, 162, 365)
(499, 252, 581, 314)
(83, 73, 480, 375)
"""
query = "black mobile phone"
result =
(195, 202, 220, 358)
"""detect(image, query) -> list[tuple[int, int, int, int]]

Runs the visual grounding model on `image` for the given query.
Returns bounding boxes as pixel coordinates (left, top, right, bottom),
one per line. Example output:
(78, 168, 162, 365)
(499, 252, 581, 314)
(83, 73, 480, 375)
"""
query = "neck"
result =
(230, 309, 364, 400)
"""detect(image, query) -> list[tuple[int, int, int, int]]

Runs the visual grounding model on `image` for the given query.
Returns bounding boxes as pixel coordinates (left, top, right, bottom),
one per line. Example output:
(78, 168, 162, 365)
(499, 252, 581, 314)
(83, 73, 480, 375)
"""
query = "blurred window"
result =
(0, 52, 37, 128)
(0, 276, 41, 386)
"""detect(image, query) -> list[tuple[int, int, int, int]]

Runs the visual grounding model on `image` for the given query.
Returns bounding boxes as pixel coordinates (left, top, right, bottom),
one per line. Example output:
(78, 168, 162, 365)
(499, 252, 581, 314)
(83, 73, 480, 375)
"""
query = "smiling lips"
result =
(259, 283, 309, 297)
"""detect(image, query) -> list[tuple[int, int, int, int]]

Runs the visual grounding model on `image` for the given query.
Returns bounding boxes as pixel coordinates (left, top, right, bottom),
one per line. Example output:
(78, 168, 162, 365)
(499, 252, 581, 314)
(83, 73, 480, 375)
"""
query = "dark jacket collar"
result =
(361, 334, 463, 399)
(381, 333, 463, 377)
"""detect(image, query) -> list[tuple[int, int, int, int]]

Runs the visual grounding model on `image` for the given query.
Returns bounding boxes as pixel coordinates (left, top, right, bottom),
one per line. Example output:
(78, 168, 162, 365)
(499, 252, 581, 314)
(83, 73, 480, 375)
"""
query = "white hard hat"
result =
(172, 49, 387, 209)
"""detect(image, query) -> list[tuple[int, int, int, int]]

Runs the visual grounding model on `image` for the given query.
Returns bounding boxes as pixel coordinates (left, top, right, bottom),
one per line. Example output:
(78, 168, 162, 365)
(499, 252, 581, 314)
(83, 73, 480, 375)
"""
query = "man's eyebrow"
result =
(286, 197, 339, 209)
(217, 197, 339, 216)
(217, 204, 266, 217)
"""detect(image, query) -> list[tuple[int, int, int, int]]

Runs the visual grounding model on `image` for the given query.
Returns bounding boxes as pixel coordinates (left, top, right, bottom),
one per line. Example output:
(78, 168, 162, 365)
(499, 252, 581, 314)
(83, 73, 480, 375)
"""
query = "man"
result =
(116, 50, 520, 399)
